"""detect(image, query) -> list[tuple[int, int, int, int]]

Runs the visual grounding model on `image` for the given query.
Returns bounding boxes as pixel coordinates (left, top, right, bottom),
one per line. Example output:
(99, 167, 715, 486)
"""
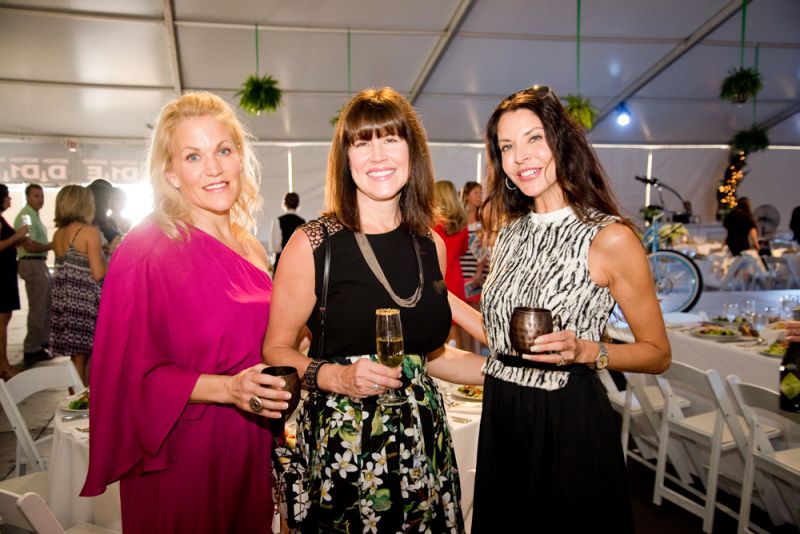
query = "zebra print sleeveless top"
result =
(481, 206, 618, 390)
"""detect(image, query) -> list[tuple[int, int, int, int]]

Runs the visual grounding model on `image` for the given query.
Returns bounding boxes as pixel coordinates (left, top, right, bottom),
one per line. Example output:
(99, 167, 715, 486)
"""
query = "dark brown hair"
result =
(482, 86, 625, 232)
(324, 87, 436, 236)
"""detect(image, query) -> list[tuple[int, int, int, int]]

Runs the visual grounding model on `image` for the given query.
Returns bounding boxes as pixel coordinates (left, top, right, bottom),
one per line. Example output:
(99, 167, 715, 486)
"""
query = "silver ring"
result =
(249, 395, 263, 413)
(372, 384, 380, 391)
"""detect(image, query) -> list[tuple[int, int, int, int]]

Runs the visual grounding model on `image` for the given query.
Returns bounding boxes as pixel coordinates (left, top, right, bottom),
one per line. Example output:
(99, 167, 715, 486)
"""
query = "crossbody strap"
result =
(316, 221, 331, 357)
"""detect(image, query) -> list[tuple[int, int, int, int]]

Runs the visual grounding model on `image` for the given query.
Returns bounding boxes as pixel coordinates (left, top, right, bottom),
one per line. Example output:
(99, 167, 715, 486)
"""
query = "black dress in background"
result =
(0, 216, 20, 313)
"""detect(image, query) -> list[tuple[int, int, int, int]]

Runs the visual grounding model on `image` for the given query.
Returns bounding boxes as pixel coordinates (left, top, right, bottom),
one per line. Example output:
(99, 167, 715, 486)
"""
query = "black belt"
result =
(19, 257, 46, 261)
(494, 353, 594, 375)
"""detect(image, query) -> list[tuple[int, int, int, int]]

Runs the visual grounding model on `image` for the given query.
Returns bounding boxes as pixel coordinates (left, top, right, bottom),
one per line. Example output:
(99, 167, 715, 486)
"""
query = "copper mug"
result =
(509, 307, 561, 355)
(261, 366, 301, 419)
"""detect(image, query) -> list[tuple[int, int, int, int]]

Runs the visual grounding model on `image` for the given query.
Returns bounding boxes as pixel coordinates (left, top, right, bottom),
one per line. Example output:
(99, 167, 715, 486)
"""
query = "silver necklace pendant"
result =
(354, 230, 424, 308)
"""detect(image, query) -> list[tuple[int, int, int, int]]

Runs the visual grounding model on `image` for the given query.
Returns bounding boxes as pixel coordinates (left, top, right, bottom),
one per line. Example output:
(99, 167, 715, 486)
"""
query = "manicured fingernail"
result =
(282, 403, 289, 409)
(280, 380, 286, 388)
(284, 392, 292, 399)
(529, 345, 540, 352)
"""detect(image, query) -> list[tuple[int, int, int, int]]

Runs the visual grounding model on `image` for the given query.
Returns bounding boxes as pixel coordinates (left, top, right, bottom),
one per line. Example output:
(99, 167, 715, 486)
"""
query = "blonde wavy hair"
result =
(147, 91, 262, 240)
(434, 180, 467, 235)
(54, 185, 95, 228)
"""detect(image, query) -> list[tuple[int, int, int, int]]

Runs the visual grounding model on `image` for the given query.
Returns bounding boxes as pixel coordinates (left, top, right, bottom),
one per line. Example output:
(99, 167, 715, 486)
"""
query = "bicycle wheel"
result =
(648, 250, 703, 313)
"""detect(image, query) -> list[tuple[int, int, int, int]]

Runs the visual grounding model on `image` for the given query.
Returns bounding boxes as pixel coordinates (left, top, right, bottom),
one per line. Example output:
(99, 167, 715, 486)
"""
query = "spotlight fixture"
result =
(65, 139, 80, 152)
(615, 102, 631, 127)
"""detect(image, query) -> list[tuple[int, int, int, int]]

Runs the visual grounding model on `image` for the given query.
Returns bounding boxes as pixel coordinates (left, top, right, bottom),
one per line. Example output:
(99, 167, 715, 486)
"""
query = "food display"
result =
(762, 341, 789, 358)
(455, 385, 483, 400)
(692, 325, 738, 337)
(68, 390, 89, 411)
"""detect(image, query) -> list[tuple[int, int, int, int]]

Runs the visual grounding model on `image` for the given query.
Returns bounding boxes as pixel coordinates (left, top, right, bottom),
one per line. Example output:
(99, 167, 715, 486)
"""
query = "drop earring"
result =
(504, 176, 517, 191)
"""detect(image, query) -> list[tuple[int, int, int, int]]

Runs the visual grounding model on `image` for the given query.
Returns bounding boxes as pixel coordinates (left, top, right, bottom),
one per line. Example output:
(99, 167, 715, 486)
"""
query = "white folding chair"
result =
(718, 255, 768, 291)
(652, 362, 779, 533)
(0, 487, 118, 534)
(599, 370, 692, 476)
(727, 375, 800, 533)
(0, 358, 84, 475)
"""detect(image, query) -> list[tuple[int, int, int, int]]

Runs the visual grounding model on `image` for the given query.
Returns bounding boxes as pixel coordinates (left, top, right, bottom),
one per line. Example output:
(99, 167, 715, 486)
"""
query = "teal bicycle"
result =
(636, 176, 703, 313)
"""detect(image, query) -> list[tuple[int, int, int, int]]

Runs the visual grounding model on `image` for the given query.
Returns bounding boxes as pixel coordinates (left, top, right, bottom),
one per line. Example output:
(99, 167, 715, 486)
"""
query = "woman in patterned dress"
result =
(49, 185, 106, 384)
(471, 86, 671, 532)
(263, 87, 485, 533)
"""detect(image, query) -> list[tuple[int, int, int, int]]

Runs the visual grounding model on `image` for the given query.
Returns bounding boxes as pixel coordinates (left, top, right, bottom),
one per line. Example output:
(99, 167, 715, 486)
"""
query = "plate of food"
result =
(452, 385, 483, 401)
(690, 325, 746, 342)
(60, 389, 89, 413)
(760, 341, 789, 358)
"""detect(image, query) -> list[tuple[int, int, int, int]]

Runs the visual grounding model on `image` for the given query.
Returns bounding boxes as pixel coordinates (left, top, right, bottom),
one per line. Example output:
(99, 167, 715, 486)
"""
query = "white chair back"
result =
(0, 358, 83, 475)
(0, 489, 65, 534)
(727, 375, 800, 532)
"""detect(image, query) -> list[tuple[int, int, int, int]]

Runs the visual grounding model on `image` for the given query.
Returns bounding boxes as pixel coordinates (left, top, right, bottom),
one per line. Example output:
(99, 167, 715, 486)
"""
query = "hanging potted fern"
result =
(237, 74, 282, 116)
(731, 126, 769, 154)
(236, 25, 283, 116)
(720, 67, 763, 104)
(565, 94, 597, 130)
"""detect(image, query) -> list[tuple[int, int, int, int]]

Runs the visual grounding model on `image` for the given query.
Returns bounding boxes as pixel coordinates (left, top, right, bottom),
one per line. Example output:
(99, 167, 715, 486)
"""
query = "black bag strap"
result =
(316, 220, 331, 358)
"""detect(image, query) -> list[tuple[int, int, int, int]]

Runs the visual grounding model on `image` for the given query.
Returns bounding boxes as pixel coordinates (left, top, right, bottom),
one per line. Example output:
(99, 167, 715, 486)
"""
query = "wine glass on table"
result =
(751, 313, 769, 345)
(376, 308, 406, 407)
(723, 302, 740, 326)
(781, 295, 799, 321)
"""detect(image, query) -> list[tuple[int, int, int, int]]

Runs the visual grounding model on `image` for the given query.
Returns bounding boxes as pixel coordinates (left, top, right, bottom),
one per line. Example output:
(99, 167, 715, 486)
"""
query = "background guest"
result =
(81, 91, 288, 533)
(263, 87, 484, 532)
(109, 186, 132, 234)
(269, 191, 304, 270)
(789, 205, 800, 243)
(49, 185, 106, 385)
(433, 179, 470, 348)
(13, 184, 52, 367)
(723, 196, 759, 256)
(460, 180, 490, 353)
(472, 86, 670, 532)
(0, 184, 29, 379)
(87, 179, 122, 257)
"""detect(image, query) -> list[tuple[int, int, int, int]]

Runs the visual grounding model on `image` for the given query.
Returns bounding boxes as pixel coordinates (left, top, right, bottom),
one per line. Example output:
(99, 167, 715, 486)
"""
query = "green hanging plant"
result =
(330, 105, 344, 127)
(236, 74, 282, 116)
(640, 205, 664, 225)
(731, 126, 769, 154)
(720, 67, 763, 104)
(565, 94, 597, 130)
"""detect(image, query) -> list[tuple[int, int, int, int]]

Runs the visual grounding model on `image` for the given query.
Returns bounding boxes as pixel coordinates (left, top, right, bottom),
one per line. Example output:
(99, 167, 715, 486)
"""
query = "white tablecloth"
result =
(47, 408, 121, 530)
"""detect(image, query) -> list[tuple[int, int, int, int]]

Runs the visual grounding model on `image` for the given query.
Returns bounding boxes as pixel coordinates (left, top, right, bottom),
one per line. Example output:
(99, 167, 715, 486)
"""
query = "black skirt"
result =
(471, 361, 634, 533)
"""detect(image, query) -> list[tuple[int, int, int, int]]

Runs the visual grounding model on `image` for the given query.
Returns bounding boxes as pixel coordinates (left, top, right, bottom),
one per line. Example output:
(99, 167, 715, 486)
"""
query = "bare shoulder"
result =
(592, 222, 641, 256)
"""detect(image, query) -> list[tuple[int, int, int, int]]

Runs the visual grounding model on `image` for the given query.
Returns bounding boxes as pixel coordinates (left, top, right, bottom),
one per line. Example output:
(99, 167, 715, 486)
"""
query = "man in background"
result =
(269, 192, 304, 270)
(14, 184, 52, 367)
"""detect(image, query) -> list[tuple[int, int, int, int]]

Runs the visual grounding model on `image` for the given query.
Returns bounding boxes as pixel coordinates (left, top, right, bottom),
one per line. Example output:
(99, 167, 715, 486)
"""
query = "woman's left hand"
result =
(522, 330, 586, 366)
(226, 364, 292, 418)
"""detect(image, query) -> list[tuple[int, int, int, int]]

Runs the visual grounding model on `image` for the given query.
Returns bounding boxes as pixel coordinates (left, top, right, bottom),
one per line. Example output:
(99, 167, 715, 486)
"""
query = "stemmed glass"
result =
(723, 302, 740, 325)
(781, 295, 799, 320)
(375, 308, 406, 406)
(751, 312, 768, 344)
(741, 299, 756, 322)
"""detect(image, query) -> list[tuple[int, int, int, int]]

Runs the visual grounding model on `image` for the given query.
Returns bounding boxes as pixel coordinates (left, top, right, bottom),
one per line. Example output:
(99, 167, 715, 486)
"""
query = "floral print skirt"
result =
(295, 354, 464, 533)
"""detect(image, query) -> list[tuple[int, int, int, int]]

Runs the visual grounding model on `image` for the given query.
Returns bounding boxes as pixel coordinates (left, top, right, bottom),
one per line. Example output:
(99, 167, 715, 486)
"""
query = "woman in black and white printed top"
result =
(471, 86, 670, 533)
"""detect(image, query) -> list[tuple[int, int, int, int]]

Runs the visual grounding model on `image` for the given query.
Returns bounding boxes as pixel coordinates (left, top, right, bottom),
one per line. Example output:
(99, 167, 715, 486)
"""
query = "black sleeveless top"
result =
(302, 217, 451, 359)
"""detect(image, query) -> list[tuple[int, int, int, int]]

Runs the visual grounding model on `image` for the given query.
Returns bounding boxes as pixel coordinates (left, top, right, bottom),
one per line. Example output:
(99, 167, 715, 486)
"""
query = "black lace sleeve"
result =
(300, 217, 344, 251)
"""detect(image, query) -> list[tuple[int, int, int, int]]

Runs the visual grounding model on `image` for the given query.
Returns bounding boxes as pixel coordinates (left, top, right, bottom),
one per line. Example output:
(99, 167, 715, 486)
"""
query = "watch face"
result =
(597, 355, 609, 370)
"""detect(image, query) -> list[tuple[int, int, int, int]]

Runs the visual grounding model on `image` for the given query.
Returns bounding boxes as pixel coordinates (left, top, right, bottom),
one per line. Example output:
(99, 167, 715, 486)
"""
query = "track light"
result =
(615, 102, 631, 127)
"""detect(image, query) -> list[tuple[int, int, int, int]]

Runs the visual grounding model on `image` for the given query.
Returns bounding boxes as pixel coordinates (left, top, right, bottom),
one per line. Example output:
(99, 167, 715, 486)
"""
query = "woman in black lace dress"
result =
(263, 87, 485, 533)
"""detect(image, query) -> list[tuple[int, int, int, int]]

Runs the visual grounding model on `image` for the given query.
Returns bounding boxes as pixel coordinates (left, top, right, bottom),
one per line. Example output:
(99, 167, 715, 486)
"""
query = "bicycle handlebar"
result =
(634, 175, 692, 216)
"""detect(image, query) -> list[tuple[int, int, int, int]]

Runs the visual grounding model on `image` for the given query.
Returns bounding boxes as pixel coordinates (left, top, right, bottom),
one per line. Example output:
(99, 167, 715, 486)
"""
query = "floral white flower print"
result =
(320, 478, 333, 502)
(371, 449, 388, 475)
(331, 449, 358, 478)
(360, 461, 383, 492)
(363, 511, 380, 534)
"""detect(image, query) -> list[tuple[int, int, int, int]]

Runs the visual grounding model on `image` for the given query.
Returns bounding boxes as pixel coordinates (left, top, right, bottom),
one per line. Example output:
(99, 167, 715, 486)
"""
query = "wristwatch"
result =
(593, 342, 609, 370)
(303, 359, 330, 392)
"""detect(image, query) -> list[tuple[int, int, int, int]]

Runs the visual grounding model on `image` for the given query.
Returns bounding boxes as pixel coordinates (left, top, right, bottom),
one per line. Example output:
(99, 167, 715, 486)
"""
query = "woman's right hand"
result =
(321, 359, 402, 399)
(226, 364, 292, 418)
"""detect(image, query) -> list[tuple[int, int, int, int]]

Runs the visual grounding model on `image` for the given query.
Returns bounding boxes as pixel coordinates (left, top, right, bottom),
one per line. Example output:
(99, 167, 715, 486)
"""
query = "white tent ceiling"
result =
(1, 0, 799, 145)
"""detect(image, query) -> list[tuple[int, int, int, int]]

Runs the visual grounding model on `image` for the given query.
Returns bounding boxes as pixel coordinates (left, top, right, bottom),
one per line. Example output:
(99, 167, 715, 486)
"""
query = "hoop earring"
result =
(504, 176, 517, 191)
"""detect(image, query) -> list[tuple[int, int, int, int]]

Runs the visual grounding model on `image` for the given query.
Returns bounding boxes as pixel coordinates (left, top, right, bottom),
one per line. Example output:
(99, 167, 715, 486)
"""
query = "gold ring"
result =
(249, 395, 263, 413)
(556, 357, 565, 367)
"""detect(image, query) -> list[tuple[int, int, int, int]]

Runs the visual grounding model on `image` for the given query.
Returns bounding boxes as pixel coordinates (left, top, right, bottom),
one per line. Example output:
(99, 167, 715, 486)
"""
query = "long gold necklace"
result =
(354, 230, 424, 308)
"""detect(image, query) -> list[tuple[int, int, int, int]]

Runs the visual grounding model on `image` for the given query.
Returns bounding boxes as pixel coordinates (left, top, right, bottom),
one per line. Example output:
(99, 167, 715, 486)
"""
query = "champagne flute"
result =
(375, 308, 406, 407)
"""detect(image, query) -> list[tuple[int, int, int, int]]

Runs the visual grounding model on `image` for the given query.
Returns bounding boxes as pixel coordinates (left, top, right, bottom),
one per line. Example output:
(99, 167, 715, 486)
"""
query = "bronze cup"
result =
(261, 366, 301, 419)
(509, 307, 556, 355)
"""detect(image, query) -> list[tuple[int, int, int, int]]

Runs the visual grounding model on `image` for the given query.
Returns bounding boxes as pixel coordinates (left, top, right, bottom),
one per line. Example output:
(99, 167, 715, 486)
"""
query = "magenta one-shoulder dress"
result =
(81, 218, 274, 533)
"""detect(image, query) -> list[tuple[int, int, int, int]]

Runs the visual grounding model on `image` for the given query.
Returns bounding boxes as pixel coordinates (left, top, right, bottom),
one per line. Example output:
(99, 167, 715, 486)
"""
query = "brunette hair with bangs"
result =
(324, 87, 436, 236)
(482, 86, 625, 232)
